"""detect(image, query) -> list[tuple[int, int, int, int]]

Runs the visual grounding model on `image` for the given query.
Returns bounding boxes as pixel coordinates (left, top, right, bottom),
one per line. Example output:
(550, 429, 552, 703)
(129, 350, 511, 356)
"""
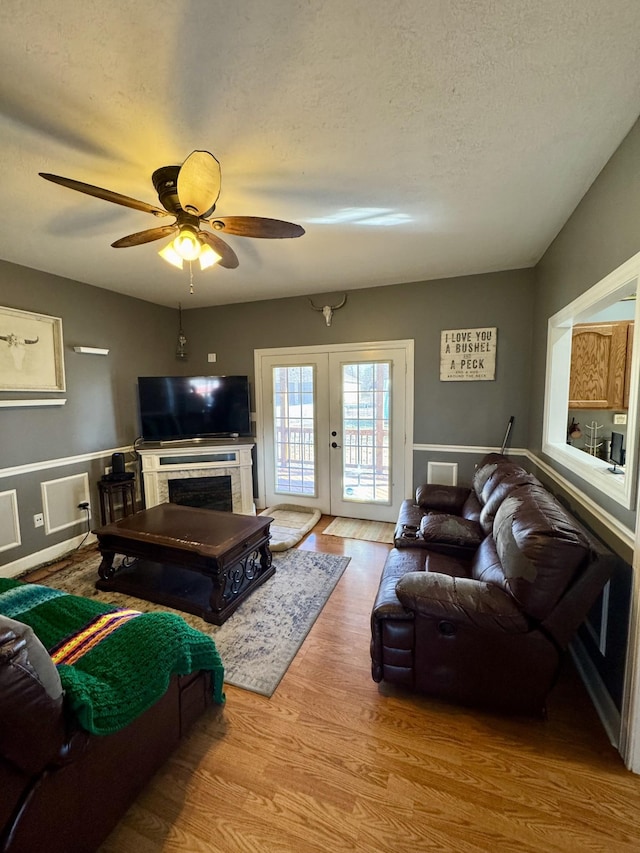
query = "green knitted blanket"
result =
(0, 577, 224, 735)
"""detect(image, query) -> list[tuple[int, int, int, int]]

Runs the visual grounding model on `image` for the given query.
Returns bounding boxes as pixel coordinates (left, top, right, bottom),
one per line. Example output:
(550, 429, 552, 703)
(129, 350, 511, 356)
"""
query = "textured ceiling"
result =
(1, 1, 640, 308)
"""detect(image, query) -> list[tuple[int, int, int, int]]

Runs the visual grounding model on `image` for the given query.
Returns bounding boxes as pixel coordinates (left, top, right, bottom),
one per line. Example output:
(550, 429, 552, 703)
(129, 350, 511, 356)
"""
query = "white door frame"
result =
(254, 339, 414, 512)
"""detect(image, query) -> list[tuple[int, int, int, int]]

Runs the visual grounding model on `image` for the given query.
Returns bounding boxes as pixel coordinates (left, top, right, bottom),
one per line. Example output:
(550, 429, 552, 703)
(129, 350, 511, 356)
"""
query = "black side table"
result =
(98, 478, 137, 527)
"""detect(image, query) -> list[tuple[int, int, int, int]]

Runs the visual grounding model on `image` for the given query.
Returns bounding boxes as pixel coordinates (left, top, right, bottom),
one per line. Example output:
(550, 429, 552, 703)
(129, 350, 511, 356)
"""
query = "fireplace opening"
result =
(168, 476, 233, 512)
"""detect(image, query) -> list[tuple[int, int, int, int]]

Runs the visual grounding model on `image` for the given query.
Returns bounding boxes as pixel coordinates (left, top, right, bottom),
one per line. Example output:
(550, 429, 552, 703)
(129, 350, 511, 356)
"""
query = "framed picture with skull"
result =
(0, 306, 65, 391)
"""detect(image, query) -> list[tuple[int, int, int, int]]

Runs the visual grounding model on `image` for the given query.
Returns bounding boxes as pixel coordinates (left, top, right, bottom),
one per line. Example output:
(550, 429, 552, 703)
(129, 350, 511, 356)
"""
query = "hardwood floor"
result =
(33, 517, 640, 851)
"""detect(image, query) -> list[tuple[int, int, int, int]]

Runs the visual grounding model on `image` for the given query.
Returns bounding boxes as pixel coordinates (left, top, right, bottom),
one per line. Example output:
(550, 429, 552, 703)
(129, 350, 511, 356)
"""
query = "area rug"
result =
(323, 516, 395, 544)
(38, 548, 349, 697)
(259, 504, 322, 551)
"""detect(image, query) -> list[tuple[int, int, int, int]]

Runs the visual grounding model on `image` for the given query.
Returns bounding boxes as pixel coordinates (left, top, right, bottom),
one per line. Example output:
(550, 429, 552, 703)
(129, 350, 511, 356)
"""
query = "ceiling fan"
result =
(39, 150, 305, 276)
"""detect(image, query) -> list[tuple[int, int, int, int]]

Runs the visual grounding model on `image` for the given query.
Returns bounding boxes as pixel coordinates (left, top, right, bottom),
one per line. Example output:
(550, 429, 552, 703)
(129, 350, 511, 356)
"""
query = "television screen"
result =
(609, 431, 625, 472)
(138, 375, 251, 441)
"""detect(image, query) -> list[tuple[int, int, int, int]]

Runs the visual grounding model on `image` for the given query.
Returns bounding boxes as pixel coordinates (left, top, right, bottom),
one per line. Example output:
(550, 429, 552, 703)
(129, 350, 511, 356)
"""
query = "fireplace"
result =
(137, 441, 255, 515)
(168, 475, 233, 512)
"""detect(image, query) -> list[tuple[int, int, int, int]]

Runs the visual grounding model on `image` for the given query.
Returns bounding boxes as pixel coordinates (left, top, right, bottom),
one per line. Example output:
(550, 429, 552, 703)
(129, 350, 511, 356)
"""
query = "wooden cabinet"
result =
(569, 321, 634, 409)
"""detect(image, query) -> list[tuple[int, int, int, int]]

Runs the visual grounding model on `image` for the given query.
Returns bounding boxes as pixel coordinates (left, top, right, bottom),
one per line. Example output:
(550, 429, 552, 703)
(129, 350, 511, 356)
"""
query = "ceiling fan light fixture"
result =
(173, 225, 201, 261)
(158, 242, 184, 269)
(40, 151, 304, 279)
(199, 243, 221, 270)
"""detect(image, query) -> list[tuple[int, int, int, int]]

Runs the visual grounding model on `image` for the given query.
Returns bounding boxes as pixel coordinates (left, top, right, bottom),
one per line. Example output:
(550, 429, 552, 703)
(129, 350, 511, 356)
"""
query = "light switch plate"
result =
(614, 413, 627, 425)
(207, 353, 217, 363)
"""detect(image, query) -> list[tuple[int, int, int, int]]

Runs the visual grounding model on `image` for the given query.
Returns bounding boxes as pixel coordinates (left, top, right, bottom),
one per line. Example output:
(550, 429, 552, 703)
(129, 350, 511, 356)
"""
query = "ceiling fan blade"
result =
(111, 225, 178, 248)
(177, 151, 221, 216)
(208, 215, 305, 238)
(198, 230, 239, 269)
(39, 173, 170, 217)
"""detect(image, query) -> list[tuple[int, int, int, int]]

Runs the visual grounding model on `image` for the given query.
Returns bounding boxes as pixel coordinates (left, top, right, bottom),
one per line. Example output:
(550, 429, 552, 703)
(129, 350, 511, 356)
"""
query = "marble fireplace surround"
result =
(138, 440, 255, 515)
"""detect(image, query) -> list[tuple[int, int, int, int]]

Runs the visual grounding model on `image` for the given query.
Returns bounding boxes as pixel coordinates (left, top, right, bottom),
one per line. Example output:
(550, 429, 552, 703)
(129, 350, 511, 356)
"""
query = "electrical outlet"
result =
(614, 413, 627, 425)
(33, 513, 44, 528)
(207, 353, 217, 363)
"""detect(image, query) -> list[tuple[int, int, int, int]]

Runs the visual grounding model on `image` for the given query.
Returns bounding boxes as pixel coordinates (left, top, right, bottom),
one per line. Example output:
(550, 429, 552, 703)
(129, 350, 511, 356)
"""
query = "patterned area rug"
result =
(323, 517, 395, 544)
(38, 548, 350, 697)
(259, 504, 322, 551)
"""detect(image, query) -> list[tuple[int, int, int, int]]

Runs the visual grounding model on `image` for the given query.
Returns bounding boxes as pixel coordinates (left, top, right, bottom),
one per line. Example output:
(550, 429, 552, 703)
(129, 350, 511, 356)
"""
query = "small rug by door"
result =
(37, 548, 349, 697)
(259, 504, 321, 551)
(324, 516, 395, 544)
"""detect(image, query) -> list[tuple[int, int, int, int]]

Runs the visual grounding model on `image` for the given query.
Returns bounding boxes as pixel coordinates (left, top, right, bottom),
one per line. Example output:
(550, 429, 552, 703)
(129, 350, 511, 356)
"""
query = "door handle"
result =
(331, 441, 341, 449)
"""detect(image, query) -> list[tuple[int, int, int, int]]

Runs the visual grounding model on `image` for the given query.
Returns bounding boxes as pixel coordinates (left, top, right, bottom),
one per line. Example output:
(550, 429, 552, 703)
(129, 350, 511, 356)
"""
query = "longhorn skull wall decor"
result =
(0, 305, 65, 392)
(308, 294, 347, 326)
(0, 332, 39, 370)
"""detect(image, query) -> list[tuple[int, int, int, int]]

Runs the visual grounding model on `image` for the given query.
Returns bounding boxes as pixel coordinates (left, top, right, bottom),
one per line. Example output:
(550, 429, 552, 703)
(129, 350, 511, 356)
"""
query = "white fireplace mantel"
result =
(138, 440, 255, 515)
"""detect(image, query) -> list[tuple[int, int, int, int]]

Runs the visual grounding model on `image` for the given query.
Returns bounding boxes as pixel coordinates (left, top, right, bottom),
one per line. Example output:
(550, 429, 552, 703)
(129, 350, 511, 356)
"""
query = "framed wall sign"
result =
(0, 305, 66, 391)
(440, 327, 497, 381)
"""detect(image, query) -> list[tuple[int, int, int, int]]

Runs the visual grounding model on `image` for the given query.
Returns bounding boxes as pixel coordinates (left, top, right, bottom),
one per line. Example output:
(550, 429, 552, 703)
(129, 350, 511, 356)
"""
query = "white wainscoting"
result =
(427, 460, 458, 486)
(0, 490, 21, 553)
(0, 445, 131, 576)
(41, 473, 90, 534)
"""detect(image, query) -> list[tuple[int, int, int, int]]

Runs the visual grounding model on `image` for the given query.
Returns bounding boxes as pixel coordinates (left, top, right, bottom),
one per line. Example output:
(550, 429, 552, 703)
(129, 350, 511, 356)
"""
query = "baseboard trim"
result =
(0, 532, 97, 578)
(570, 637, 621, 748)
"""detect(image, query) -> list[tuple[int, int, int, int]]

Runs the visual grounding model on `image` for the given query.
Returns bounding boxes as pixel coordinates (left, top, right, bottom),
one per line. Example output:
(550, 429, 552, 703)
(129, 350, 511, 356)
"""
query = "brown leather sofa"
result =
(0, 617, 216, 853)
(371, 455, 616, 714)
(393, 453, 541, 557)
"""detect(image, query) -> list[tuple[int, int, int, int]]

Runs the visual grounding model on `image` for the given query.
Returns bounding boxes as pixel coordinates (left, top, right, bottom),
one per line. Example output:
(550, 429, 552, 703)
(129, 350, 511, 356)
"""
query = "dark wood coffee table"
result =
(94, 503, 274, 625)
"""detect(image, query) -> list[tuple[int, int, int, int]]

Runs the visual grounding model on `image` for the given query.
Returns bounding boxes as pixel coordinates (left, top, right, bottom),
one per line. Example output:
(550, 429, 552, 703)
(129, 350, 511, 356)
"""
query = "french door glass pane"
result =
(273, 365, 316, 496)
(342, 362, 390, 503)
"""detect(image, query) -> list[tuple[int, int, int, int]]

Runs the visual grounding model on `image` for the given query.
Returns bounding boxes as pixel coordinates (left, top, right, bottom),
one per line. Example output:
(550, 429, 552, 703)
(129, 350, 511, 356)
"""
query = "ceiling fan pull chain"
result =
(189, 261, 194, 294)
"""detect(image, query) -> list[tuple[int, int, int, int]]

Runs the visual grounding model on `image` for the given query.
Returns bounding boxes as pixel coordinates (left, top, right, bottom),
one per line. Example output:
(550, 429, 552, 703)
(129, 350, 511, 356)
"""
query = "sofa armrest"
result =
(395, 572, 529, 633)
(0, 619, 67, 775)
(415, 484, 471, 514)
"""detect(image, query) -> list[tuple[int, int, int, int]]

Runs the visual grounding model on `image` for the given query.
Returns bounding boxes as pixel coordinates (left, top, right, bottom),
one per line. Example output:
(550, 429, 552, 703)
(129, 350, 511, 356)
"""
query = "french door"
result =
(256, 341, 413, 522)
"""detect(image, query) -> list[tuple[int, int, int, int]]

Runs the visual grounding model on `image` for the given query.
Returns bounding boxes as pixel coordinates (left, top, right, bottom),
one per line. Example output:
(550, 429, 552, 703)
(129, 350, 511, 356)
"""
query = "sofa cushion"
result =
(424, 551, 473, 579)
(470, 453, 515, 499)
(419, 513, 483, 550)
(460, 491, 482, 522)
(492, 485, 589, 621)
(471, 459, 501, 498)
(469, 536, 508, 588)
(479, 470, 541, 535)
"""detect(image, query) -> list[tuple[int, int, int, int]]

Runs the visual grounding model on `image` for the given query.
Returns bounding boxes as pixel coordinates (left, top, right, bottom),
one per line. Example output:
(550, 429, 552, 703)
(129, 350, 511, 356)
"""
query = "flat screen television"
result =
(137, 375, 251, 441)
(609, 430, 626, 474)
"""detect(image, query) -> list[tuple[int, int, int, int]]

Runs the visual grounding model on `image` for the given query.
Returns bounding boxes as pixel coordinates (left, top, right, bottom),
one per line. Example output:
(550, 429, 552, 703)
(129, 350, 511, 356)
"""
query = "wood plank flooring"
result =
(30, 516, 640, 851)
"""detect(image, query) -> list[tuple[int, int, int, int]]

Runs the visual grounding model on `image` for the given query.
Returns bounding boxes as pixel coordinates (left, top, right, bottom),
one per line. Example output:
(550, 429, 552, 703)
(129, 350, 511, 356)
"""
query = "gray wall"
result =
(0, 261, 536, 570)
(182, 268, 535, 454)
(529, 116, 640, 714)
(0, 260, 179, 565)
(530, 116, 640, 533)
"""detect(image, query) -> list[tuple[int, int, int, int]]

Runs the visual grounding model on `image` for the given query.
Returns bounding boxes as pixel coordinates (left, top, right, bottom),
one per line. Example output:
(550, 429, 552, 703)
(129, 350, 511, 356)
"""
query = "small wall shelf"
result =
(0, 399, 66, 408)
(73, 346, 109, 355)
